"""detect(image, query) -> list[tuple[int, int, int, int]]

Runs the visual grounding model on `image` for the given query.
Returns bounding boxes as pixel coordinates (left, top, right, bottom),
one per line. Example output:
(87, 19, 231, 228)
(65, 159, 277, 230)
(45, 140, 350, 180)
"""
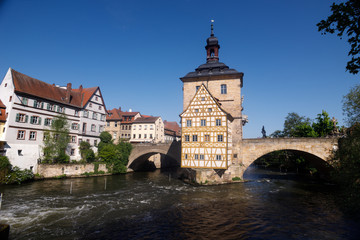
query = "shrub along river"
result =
(0, 167, 360, 239)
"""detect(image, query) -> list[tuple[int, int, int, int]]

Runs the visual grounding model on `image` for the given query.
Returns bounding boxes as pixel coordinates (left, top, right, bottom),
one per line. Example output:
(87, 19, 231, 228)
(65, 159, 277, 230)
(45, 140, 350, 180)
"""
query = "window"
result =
(192, 135, 198, 142)
(122, 125, 124, 130)
(94, 140, 97, 146)
(21, 97, 28, 105)
(194, 154, 199, 160)
(196, 86, 200, 91)
(201, 119, 206, 126)
(71, 123, 79, 130)
(47, 104, 56, 111)
(150, 134, 153, 138)
(133, 125, 136, 130)
(34, 100, 43, 109)
(133, 134, 136, 139)
(221, 84, 227, 94)
(150, 125, 154, 130)
(216, 155, 222, 160)
(205, 135, 210, 142)
(74, 110, 79, 116)
(99, 125, 104, 132)
(201, 97, 205, 101)
(216, 119, 222, 126)
(208, 108, 212, 112)
(29, 131, 36, 140)
(4, 83, 7, 87)
(139, 125, 142, 130)
(71, 136, 77, 143)
(15, 113, 28, 123)
(200, 154, 204, 160)
(139, 134, 141, 138)
(18, 150, 23, 156)
(101, 114, 106, 121)
(185, 135, 190, 142)
(89, 103, 92, 107)
(57, 106, 64, 113)
(217, 135, 223, 142)
(115, 122, 118, 127)
(185, 154, 188, 160)
(9, 96, 12, 102)
(17, 130, 25, 140)
(107, 122, 110, 126)
(99, 106, 102, 110)
(144, 134, 147, 138)
(186, 120, 192, 127)
(30, 116, 41, 125)
(92, 112, 97, 120)
(144, 125, 147, 130)
(83, 111, 89, 118)
(82, 123, 87, 133)
(195, 109, 199, 113)
(91, 124, 96, 132)
(70, 149, 75, 156)
(113, 132, 117, 138)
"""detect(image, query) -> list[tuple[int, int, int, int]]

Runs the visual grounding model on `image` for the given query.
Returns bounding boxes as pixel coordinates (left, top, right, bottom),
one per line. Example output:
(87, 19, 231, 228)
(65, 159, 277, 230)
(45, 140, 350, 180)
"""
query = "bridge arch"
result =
(127, 142, 181, 171)
(240, 138, 338, 174)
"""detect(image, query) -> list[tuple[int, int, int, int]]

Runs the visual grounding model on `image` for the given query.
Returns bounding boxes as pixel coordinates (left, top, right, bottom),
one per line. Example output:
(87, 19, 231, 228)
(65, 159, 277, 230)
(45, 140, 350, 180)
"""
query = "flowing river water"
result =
(1, 167, 360, 240)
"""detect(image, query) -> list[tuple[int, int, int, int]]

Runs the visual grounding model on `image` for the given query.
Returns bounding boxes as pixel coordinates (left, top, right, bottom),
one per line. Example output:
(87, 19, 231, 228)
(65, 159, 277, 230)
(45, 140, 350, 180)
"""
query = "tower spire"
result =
(211, 19, 214, 36)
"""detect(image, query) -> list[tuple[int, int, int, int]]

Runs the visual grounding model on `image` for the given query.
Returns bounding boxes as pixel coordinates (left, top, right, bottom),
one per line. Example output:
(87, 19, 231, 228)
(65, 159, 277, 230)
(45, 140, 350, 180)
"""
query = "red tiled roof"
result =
(11, 69, 98, 108)
(164, 120, 181, 136)
(0, 99, 6, 122)
(106, 108, 140, 123)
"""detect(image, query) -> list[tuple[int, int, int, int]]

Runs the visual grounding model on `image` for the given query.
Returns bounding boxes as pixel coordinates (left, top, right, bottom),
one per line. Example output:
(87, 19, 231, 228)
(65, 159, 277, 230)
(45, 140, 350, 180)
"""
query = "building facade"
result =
(180, 23, 245, 171)
(0, 68, 107, 171)
(130, 116, 164, 143)
(180, 84, 232, 169)
(164, 120, 181, 142)
(0, 100, 6, 155)
(106, 107, 141, 143)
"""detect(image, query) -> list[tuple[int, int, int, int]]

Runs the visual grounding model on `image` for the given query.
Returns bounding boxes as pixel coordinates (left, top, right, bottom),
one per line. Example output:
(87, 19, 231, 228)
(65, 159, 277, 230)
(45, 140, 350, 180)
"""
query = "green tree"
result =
(79, 141, 95, 163)
(283, 112, 312, 137)
(312, 110, 334, 137)
(270, 130, 284, 138)
(343, 84, 360, 126)
(293, 122, 318, 137)
(97, 131, 113, 152)
(42, 113, 70, 163)
(317, 0, 360, 74)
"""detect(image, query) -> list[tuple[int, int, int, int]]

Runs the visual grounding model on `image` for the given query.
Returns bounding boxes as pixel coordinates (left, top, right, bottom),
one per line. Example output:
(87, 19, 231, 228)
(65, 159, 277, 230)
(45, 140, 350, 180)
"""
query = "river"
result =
(0, 167, 359, 240)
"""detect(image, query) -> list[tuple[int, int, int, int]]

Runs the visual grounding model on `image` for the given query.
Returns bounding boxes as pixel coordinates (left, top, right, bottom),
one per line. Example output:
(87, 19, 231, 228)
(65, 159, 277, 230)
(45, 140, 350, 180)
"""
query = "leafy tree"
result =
(79, 141, 95, 163)
(317, 0, 360, 74)
(97, 131, 113, 152)
(270, 130, 284, 138)
(332, 123, 360, 213)
(293, 122, 318, 137)
(312, 110, 334, 137)
(283, 112, 312, 137)
(343, 84, 360, 126)
(42, 114, 70, 163)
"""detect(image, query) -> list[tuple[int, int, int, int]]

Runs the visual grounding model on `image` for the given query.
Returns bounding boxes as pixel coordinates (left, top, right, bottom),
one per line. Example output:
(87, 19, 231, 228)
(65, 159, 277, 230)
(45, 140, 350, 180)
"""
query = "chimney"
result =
(79, 84, 83, 92)
(66, 83, 72, 103)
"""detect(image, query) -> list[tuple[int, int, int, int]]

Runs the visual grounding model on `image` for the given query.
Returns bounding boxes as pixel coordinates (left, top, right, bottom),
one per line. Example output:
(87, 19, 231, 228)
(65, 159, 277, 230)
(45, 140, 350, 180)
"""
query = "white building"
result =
(130, 116, 164, 143)
(0, 68, 107, 172)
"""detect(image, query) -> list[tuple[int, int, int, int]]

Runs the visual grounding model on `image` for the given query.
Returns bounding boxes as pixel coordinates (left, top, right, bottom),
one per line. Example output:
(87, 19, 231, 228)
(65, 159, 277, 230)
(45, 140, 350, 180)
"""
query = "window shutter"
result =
(25, 115, 28, 123)
(30, 116, 33, 123)
(38, 117, 42, 125)
(41, 102, 44, 109)
(47, 103, 50, 110)
(33, 100, 37, 107)
(15, 113, 19, 122)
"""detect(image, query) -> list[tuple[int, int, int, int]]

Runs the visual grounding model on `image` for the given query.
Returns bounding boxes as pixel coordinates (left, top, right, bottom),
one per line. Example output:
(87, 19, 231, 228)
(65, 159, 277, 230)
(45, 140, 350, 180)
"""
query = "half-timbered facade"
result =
(180, 84, 233, 169)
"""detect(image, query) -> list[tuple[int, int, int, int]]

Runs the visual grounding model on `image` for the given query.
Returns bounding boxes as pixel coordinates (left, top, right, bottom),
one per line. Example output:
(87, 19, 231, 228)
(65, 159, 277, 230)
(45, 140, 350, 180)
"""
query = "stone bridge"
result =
(240, 138, 338, 169)
(127, 138, 338, 181)
(127, 141, 181, 171)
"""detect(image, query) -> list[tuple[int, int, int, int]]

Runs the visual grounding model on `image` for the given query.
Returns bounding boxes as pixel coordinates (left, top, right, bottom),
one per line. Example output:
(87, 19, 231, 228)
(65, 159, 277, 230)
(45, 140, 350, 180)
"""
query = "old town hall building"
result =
(180, 23, 245, 178)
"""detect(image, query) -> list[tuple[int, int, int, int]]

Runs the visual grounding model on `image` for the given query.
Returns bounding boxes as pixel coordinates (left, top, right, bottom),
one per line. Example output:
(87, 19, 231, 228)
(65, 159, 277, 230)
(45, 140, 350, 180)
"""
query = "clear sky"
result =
(0, 0, 357, 138)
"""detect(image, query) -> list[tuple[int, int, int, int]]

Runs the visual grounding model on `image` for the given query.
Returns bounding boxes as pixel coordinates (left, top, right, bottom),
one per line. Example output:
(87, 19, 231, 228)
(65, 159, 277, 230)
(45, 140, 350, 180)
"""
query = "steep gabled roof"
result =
(180, 83, 233, 121)
(164, 120, 181, 136)
(106, 107, 140, 123)
(10, 69, 99, 108)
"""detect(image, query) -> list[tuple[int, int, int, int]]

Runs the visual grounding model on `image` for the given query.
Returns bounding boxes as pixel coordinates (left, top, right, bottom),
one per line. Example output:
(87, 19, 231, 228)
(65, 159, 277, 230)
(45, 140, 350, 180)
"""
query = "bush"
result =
(4, 167, 34, 184)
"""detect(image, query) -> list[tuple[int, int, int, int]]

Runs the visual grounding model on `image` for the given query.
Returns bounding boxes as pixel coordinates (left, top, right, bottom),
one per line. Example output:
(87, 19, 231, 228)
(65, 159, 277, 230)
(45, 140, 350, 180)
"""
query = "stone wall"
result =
(37, 163, 108, 178)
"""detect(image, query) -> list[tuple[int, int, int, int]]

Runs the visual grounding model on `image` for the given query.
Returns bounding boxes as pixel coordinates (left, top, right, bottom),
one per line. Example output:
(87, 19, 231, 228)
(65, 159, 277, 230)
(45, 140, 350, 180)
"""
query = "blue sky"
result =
(0, 0, 357, 138)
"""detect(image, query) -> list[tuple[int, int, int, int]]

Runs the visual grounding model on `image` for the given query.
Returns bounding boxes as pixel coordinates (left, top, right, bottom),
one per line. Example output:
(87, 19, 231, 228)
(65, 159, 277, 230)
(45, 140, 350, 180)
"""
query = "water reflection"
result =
(0, 168, 359, 240)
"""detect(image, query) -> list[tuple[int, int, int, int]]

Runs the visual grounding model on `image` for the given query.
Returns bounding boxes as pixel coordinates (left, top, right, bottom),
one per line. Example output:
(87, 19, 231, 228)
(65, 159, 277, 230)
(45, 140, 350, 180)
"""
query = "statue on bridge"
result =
(261, 126, 267, 138)
(331, 117, 340, 136)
